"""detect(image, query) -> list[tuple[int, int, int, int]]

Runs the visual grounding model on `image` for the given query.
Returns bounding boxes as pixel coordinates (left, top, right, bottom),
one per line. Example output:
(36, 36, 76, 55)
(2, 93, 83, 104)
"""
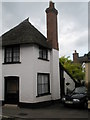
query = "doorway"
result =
(5, 76, 19, 104)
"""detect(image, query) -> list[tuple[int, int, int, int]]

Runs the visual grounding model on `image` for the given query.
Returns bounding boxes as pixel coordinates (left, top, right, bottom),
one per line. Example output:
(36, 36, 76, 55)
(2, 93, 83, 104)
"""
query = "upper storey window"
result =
(4, 45, 20, 63)
(39, 47, 48, 60)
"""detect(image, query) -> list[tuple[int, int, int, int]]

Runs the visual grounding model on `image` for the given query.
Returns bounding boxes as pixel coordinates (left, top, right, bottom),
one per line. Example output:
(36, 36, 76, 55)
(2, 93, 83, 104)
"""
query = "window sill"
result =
(36, 93, 51, 97)
(38, 57, 49, 61)
(2, 62, 21, 65)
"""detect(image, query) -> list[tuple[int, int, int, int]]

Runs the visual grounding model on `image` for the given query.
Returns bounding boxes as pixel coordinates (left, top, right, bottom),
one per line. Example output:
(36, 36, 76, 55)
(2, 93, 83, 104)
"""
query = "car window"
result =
(73, 87, 86, 94)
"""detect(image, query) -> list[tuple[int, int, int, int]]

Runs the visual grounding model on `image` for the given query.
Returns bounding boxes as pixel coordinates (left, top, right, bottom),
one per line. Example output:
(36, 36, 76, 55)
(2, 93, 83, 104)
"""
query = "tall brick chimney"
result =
(73, 50, 79, 63)
(46, 1, 59, 50)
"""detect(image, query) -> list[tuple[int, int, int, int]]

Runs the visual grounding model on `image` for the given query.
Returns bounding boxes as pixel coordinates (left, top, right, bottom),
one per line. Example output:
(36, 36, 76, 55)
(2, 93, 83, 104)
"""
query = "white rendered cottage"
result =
(0, 1, 60, 107)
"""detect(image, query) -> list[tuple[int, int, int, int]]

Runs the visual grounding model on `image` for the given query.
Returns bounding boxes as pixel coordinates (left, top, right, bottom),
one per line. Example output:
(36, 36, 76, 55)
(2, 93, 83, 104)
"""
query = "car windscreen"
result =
(73, 87, 86, 94)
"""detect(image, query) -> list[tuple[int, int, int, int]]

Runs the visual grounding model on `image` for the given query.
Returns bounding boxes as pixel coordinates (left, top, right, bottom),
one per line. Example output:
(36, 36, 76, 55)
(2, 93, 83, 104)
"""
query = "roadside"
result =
(1, 103, 88, 119)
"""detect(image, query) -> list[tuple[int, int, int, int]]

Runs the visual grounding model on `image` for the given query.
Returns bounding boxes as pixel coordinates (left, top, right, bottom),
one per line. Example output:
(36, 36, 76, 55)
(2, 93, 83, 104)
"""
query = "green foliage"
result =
(59, 56, 85, 82)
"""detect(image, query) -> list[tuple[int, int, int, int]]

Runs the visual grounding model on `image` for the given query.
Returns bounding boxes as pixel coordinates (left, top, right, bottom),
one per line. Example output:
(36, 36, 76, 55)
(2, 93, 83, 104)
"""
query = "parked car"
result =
(62, 86, 88, 108)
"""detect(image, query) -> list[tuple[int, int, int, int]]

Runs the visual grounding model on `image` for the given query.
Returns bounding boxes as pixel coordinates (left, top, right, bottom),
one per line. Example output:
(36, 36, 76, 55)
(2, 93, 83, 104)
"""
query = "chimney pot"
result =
(75, 50, 77, 53)
(49, 1, 54, 8)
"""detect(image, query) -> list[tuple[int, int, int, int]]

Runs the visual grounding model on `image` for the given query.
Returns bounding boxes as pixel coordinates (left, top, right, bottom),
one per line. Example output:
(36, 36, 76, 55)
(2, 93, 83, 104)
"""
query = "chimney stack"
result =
(73, 50, 79, 63)
(46, 1, 59, 50)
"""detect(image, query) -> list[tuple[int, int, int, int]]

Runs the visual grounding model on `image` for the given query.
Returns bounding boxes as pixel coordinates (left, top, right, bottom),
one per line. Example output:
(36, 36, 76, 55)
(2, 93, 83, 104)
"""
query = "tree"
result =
(59, 56, 85, 82)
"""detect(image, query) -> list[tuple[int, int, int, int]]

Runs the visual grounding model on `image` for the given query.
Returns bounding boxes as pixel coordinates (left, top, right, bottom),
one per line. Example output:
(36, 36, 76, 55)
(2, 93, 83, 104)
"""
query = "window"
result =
(4, 45, 20, 63)
(39, 47, 48, 60)
(37, 73, 50, 96)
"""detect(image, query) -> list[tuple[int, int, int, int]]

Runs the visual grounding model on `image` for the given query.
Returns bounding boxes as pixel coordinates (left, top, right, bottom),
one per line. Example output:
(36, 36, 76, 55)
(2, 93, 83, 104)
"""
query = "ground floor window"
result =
(37, 73, 50, 96)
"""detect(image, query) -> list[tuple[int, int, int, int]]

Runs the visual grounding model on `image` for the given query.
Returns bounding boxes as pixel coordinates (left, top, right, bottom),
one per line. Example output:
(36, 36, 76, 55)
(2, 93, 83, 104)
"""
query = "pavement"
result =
(0, 103, 89, 120)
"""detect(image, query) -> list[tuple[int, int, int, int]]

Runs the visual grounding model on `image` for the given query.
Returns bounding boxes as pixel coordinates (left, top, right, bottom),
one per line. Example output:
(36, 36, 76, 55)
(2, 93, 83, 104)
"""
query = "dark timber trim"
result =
(18, 99, 61, 108)
(3, 62, 21, 65)
(38, 57, 49, 61)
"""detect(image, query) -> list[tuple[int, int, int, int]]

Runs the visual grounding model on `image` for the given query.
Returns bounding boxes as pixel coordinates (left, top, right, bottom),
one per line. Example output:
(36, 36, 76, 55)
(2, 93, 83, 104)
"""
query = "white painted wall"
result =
(32, 45, 52, 103)
(0, 3, 2, 102)
(2, 45, 60, 103)
(0, 47, 2, 101)
(2, 45, 34, 103)
(64, 71, 75, 94)
(50, 49, 60, 100)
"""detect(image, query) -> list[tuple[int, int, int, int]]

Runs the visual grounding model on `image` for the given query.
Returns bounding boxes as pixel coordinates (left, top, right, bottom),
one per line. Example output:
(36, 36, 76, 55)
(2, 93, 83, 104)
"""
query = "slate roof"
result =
(78, 51, 90, 63)
(1, 18, 51, 49)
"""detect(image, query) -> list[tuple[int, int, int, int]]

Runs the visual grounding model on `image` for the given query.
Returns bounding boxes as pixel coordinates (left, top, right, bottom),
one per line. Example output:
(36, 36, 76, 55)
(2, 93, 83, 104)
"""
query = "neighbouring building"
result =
(84, 54, 90, 109)
(0, 1, 60, 107)
(73, 50, 90, 87)
(73, 50, 90, 64)
(85, 58, 90, 89)
(73, 50, 90, 108)
(73, 50, 90, 86)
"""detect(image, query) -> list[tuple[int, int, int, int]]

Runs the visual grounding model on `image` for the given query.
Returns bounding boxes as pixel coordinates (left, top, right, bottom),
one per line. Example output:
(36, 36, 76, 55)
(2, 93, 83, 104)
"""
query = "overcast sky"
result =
(1, 1, 88, 59)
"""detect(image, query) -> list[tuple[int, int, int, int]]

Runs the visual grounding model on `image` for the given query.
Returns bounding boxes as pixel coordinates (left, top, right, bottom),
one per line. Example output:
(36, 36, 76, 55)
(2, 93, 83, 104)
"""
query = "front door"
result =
(5, 76, 19, 104)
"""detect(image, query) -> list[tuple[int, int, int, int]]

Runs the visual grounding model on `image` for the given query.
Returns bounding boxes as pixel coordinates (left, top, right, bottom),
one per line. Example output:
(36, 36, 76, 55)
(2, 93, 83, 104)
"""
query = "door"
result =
(5, 76, 19, 104)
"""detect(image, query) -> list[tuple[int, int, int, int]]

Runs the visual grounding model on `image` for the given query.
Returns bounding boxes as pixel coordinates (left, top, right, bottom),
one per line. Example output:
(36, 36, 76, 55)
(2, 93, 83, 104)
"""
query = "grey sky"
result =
(1, 1, 88, 59)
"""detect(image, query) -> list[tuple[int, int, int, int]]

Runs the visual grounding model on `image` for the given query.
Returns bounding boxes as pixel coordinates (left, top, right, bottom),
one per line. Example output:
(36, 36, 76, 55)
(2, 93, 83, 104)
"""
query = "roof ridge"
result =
(2, 18, 30, 36)
(20, 17, 29, 24)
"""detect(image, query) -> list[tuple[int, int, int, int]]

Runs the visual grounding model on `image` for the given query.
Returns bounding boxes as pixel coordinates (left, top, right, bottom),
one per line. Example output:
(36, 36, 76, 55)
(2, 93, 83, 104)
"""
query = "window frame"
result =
(38, 47, 49, 61)
(4, 45, 20, 64)
(37, 73, 50, 97)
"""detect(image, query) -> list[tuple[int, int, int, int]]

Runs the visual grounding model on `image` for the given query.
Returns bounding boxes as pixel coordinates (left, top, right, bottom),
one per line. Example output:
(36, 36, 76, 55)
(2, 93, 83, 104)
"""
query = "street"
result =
(0, 103, 89, 120)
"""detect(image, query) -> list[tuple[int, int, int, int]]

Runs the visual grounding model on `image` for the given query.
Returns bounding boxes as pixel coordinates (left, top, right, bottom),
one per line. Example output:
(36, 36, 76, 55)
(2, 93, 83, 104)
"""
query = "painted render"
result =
(0, 47, 2, 101)
(64, 71, 75, 94)
(2, 44, 60, 103)
(50, 49, 60, 100)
